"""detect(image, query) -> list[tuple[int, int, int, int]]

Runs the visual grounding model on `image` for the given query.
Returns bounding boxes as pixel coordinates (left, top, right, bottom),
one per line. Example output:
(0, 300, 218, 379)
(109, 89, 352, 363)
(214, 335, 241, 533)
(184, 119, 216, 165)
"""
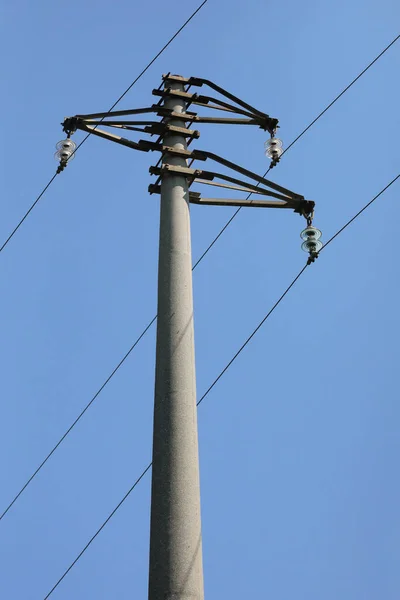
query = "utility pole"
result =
(59, 74, 319, 600)
(148, 78, 204, 600)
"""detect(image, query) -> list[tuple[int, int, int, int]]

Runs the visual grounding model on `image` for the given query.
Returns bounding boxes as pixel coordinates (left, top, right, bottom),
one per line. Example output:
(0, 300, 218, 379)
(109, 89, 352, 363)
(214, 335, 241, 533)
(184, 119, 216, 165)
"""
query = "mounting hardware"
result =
(62, 117, 78, 137)
(57, 74, 318, 233)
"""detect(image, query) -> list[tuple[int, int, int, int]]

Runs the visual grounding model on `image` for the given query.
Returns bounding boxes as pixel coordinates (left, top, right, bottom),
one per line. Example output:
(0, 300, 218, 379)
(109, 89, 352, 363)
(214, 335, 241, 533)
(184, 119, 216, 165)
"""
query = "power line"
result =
(42, 172, 400, 597)
(194, 31, 400, 266)
(282, 32, 400, 157)
(0, 317, 157, 522)
(0, 0, 209, 255)
(0, 0, 209, 518)
(70, 0, 209, 157)
(0, 173, 59, 254)
(43, 463, 152, 600)
(43, 262, 309, 599)
(321, 173, 400, 250)
(2, 28, 396, 521)
(196, 264, 309, 405)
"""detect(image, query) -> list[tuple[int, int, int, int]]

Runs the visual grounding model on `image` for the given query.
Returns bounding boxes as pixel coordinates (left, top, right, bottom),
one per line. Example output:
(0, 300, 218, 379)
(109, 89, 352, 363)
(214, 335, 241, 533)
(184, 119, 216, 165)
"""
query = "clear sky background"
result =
(1, 1, 399, 598)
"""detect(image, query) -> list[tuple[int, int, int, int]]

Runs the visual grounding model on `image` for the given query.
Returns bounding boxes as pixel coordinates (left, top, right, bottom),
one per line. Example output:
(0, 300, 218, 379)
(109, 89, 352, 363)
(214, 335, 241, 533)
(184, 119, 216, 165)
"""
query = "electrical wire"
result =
(282, 33, 400, 157)
(43, 261, 309, 599)
(0, 173, 59, 254)
(0, 317, 157, 522)
(43, 464, 152, 600)
(193, 31, 400, 266)
(2, 28, 397, 521)
(70, 0, 209, 157)
(42, 172, 400, 597)
(321, 173, 400, 251)
(0, 0, 209, 255)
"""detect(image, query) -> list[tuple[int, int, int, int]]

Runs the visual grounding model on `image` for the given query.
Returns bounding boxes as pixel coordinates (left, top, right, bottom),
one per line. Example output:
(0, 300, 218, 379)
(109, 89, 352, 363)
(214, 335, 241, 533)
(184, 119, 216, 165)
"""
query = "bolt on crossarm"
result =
(58, 73, 320, 600)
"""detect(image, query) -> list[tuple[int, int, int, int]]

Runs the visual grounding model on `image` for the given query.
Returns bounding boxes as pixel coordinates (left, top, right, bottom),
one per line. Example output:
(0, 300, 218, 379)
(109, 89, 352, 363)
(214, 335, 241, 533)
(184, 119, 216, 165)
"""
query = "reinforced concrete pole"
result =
(148, 78, 204, 600)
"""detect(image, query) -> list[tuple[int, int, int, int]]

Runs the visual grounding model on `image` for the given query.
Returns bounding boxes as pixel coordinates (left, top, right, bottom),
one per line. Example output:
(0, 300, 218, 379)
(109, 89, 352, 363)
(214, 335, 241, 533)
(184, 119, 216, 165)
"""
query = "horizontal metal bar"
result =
(80, 120, 201, 137)
(188, 101, 238, 114)
(191, 116, 260, 125)
(76, 104, 199, 121)
(80, 122, 151, 134)
(84, 120, 158, 127)
(163, 123, 200, 138)
(88, 115, 260, 126)
(153, 87, 195, 101)
(193, 172, 292, 201)
(148, 184, 305, 212)
(150, 164, 200, 177)
(75, 107, 158, 120)
(194, 179, 271, 195)
(104, 124, 150, 133)
(144, 122, 200, 139)
(189, 197, 298, 209)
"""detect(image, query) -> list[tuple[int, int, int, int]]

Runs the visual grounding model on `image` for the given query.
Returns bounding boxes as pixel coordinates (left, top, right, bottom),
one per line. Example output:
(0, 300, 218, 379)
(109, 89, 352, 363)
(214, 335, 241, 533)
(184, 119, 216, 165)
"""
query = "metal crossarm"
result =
(163, 74, 273, 121)
(149, 164, 295, 202)
(62, 111, 312, 218)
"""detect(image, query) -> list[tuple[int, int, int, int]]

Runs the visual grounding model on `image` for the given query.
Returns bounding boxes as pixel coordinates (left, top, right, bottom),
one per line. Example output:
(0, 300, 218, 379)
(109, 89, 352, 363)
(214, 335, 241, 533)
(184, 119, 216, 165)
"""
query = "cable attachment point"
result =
(264, 135, 283, 169)
(54, 138, 76, 173)
(62, 117, 78, 137)
(301, 225, 322, 264)
(306, 211, 315, 227)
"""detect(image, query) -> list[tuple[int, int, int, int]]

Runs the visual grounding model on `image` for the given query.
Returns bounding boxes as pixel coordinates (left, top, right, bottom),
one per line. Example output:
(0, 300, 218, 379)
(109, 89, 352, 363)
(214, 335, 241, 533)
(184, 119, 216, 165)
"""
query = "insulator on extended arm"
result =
(265, 137, 283, 168)
(55, 139, 76, 164)
(300, 225, 323, 254)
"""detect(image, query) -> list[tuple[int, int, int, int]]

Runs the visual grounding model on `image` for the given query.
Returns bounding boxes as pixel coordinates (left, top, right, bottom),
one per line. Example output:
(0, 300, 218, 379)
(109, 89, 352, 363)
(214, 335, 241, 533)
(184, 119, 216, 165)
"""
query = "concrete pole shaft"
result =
(148, 79, 204, 600)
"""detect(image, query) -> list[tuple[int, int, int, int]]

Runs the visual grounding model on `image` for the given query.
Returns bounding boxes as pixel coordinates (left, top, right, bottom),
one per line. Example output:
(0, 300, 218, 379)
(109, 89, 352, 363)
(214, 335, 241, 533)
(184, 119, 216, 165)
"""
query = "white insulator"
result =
(300, 226, 322, 241)
(55, 139, 76, 162)
(300, 226, 323, 254)
(56, 139, 76, 152)
(264, 137, 283, 159)
(301, 238, 323, 253)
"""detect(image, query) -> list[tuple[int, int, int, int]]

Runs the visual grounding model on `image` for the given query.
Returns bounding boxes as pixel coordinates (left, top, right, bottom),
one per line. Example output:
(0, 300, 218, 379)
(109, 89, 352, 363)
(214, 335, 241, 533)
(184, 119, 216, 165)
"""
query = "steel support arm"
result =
(188, 195, 301, 210)
(162, 73, 278, 126)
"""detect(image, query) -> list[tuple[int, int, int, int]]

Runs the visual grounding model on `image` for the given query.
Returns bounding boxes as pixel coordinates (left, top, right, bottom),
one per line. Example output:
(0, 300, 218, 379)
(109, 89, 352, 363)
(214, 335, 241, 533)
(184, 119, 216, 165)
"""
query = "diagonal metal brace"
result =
(149, 163, 307, 205)
(162, 74, 278, 130)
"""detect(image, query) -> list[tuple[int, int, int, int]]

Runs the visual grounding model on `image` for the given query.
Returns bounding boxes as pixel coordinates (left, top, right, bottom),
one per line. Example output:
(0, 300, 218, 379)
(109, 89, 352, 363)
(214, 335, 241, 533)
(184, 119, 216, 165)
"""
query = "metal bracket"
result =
(153, 86, 276, 132)
(162, 74, 278, 130)
(61, 75, 315, 220)
(143, 141, 303, 200)
(148, 163, 315, 217)
(146, 122, 200, 139)
(147, 184, 313, 214)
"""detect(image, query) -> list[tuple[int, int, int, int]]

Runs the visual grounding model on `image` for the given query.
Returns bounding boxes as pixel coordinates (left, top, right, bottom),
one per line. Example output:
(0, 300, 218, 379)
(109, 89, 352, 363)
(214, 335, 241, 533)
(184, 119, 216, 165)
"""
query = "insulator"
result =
(264, 137, 283, 159)
(300, 226, 322, 241)
(300, 225, 323, 254)
(55, 139, 76, 163)
(302, 238, 323, 253)
(56, 139, 76, 152)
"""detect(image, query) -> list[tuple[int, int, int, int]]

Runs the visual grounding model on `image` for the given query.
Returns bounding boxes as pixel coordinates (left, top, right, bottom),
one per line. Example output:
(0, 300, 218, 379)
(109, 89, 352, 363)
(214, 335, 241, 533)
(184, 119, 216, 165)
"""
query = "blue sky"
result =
(1, 1, 399, 598)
